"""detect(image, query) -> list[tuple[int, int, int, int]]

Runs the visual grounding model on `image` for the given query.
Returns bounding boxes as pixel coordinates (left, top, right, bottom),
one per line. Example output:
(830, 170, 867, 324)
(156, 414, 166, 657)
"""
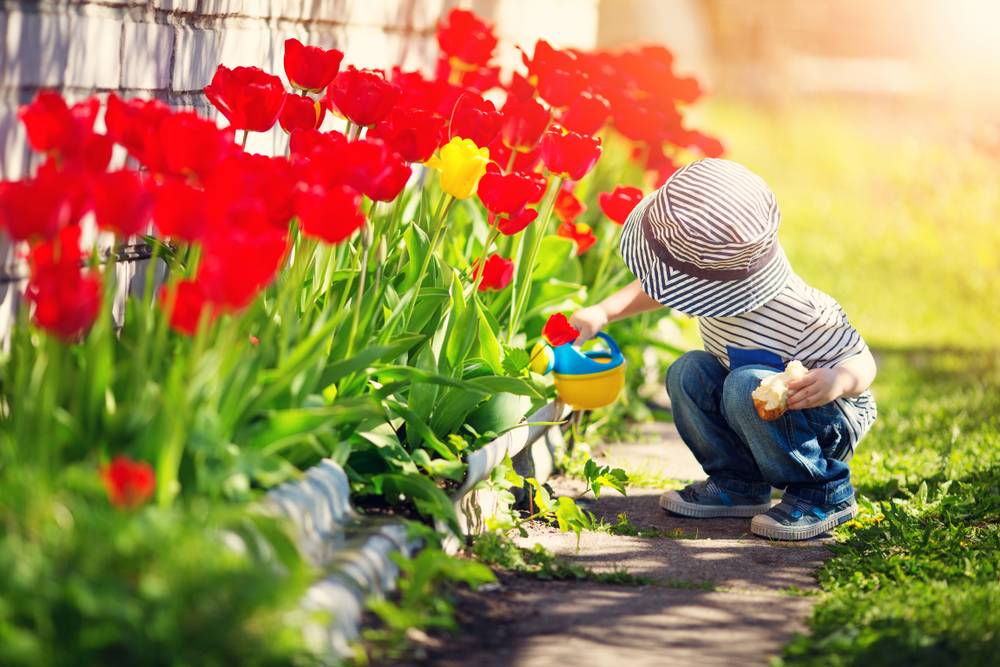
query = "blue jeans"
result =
(666, 351, 860, 506)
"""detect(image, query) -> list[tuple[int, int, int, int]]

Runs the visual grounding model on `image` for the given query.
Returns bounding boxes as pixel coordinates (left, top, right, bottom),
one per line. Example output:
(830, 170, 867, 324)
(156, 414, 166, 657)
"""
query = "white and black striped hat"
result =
(619, 158, 791, 317)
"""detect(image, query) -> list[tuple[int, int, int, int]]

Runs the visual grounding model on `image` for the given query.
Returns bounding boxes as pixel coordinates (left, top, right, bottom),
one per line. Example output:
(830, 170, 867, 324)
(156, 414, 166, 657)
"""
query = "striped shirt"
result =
(697, 273, 877, 444)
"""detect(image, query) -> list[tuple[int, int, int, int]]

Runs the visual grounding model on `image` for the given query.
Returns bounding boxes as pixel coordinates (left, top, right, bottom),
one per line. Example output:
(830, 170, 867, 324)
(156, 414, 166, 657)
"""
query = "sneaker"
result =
(751, 496, 857, 541)
(659, 480, 773, 518)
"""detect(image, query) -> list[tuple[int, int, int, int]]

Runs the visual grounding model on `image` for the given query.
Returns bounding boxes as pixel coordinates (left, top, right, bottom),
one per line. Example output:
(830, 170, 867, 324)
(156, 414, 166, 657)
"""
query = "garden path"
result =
(421, 422, 832, 667)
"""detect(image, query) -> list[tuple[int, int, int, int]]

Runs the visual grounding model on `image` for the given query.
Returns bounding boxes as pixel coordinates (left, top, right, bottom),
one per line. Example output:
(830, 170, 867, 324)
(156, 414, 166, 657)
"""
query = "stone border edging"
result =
(260, 400, 569, 660)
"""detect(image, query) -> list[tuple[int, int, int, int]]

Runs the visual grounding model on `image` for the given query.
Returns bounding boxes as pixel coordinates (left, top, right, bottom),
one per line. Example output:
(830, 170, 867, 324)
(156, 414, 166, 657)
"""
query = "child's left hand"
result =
(787, 368, 845, 410)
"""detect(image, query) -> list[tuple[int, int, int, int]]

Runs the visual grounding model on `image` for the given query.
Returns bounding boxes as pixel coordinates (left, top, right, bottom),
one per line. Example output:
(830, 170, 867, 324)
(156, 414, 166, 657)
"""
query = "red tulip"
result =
(437, 9, 497, 69)
(473, 253, 514, 291)
(449, 93, 501, 148)
(18, 92, 99, 157)
(500, 96, 550, 152)
(279, 93, 324, 133)
(153, 178, 208, 242)
(477, 168, 540, 216)
(159, 279, 215, 335)
(294, 183, 365, 244)
(0, 169, 77, 241)
(205, 65, 285, 133)
(612, 99, 681, 144)
(26, 225, 102, 340)
(496, 207, 537, 236)
(560, 91, 610, 136)
(557, 221, 597, 255)
(283, 38, 343, 92)
(104, 94, 171, 167)
(540, 127, 602, 180)
(155, 111, 235, 181)
(486, 137, 543, 173)
(554, 187, 585, 225)
(645, 144, 680, 187)
(324, 66, 399, 127)
(320, 138, 404, 201)
(92, 170, 153, 237)
(368, 152, 412, 202)
(542, 312, 580, 347)
(599, 186, 643, 225)
(506, 72, 536, 101)
(524, 41, 587, 109)
(289, 128, 346, 158)
(100, 456, 155, 509)
(368, 106, 445, 163)
(685, 129, 725, 158)
(391, 68, 464, 117)
(205, 153, 296, 230)
(197, 227, 288, 310)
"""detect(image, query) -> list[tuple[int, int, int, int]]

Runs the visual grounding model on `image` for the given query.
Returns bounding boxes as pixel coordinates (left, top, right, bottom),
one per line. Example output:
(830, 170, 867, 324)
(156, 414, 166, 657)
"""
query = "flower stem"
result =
(507, 175, 563, 343)
(240, 130, 249, 149)
(403, 192, 453, 330)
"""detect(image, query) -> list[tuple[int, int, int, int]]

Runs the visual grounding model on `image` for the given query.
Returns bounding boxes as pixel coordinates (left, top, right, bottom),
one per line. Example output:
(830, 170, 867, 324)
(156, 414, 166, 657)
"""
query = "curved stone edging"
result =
(261, 400, 569, 659)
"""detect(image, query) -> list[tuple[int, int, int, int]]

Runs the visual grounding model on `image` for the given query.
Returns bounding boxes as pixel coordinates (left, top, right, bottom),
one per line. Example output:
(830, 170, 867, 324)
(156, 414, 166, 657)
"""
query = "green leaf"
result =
(502, 347, 531, 376)
(376, 473, 460, 535)
(475, 295, 503, 375)
(318, 334, 425, 387)
(385, 399, 459, 461)
(532, 236, 579, 281)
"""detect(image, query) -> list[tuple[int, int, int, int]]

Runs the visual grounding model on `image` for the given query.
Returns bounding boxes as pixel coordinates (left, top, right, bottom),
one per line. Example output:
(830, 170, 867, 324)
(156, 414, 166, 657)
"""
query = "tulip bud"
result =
(376, 236, 387, 264)
(360, 221, 373, 249)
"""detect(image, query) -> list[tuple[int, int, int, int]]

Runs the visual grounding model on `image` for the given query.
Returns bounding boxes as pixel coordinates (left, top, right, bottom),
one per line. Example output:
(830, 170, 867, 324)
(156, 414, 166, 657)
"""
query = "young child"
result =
(571, 158, 877, 541)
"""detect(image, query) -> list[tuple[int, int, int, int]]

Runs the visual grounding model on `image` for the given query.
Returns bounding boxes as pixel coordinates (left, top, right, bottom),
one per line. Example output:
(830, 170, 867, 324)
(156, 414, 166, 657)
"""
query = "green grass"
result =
(696, 100, 1000, 350)
(778, 351, 1000, 666)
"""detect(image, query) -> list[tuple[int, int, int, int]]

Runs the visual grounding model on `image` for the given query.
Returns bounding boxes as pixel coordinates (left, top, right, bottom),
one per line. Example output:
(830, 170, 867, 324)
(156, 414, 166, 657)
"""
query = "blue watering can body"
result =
(531, 333, 627, 409)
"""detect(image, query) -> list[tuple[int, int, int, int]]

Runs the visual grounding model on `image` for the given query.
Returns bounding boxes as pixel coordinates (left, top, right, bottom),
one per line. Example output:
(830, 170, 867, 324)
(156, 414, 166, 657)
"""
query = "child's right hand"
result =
(570, 305, 609, 344)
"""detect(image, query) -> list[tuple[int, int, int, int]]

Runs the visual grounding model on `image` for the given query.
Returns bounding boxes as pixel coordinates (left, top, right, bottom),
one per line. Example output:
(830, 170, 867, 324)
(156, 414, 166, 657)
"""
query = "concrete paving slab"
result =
(515, 524, 829, 593)
(415, 579, 815, 667)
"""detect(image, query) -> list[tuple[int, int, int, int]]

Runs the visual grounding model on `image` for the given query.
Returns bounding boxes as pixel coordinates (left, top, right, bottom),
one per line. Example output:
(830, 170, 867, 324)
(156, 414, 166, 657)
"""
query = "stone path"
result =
(416, 422, 832, 667)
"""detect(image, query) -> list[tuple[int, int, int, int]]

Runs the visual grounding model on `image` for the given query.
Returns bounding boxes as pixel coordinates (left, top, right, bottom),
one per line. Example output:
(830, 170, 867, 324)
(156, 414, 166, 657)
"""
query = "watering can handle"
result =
(595, 332, 624, 363)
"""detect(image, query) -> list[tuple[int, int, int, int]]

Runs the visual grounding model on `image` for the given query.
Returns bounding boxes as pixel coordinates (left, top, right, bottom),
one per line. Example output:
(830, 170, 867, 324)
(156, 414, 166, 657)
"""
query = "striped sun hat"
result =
(619, 158, 791, 317)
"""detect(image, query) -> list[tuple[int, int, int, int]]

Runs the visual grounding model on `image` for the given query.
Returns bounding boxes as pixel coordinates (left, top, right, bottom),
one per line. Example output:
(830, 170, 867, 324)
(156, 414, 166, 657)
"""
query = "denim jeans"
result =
(666, 350, 861, 506)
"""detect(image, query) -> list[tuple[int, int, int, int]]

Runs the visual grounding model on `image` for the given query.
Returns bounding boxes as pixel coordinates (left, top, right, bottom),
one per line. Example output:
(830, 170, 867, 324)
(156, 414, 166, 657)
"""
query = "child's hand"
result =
(570, 305, 608, 344)
(787, 368, 847, 410)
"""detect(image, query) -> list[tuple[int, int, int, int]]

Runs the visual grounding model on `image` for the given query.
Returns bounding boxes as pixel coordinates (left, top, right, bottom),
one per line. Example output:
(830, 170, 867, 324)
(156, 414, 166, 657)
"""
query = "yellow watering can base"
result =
(553, 363, 626, 410)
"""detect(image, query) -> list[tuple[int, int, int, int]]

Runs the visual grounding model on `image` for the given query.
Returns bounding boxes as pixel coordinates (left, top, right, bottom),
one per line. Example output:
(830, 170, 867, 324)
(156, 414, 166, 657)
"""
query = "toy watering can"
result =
(530, 332, 626, 410)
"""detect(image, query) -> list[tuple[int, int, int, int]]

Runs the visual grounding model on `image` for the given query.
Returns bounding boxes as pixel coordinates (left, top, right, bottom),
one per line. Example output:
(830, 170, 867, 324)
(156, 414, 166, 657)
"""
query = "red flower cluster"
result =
(100, 456, 156, 509)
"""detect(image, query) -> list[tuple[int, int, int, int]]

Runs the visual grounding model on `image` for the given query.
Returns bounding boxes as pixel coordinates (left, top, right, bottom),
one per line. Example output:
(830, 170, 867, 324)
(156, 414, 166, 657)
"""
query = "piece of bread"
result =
(751, 360, 808, 420)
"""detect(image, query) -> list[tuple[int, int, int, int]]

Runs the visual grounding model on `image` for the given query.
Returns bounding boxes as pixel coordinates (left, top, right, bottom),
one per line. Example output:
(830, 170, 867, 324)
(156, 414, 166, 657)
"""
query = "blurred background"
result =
(599, 0, 1000, 352)
(1, 0, 997, 349)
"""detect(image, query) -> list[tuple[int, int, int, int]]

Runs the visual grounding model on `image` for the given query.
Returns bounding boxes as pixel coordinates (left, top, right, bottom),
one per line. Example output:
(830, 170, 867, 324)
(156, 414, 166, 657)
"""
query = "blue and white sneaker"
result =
(659, 480, 772, 518)
(751, 496, 857, 541)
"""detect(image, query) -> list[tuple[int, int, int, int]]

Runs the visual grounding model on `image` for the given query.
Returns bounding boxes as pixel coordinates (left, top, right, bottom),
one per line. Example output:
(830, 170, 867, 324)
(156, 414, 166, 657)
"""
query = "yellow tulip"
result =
(425, 137, 490, 200)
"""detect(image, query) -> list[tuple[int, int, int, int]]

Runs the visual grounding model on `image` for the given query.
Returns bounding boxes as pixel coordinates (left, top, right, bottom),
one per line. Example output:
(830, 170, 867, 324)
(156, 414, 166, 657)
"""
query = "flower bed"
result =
(0, 9, 720, 663)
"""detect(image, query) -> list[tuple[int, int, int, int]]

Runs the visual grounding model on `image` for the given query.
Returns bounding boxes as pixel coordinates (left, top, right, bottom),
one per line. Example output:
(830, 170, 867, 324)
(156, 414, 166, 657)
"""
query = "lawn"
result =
(689, 100, 1000, 665)
(698, 99, 1000, 351)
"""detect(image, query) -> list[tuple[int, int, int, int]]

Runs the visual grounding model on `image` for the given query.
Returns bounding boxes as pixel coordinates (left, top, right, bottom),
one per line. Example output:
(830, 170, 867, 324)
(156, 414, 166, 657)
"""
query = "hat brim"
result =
(619, 192, 791, 317)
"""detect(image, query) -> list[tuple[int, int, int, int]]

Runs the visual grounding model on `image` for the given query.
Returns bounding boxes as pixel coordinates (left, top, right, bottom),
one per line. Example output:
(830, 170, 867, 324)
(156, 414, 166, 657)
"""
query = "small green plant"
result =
(594, 512, 698, 539)
(363, 546, 495, 661)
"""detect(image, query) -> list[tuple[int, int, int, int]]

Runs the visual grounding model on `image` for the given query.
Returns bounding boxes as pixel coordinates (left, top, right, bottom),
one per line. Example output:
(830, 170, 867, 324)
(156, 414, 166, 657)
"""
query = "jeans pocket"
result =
(802, 403, 853, 462)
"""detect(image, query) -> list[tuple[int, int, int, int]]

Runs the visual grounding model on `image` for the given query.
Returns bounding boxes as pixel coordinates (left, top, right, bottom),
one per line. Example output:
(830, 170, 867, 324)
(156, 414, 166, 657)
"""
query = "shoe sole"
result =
(659, 491, 772, 518)
(750, 503, 858, 541)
